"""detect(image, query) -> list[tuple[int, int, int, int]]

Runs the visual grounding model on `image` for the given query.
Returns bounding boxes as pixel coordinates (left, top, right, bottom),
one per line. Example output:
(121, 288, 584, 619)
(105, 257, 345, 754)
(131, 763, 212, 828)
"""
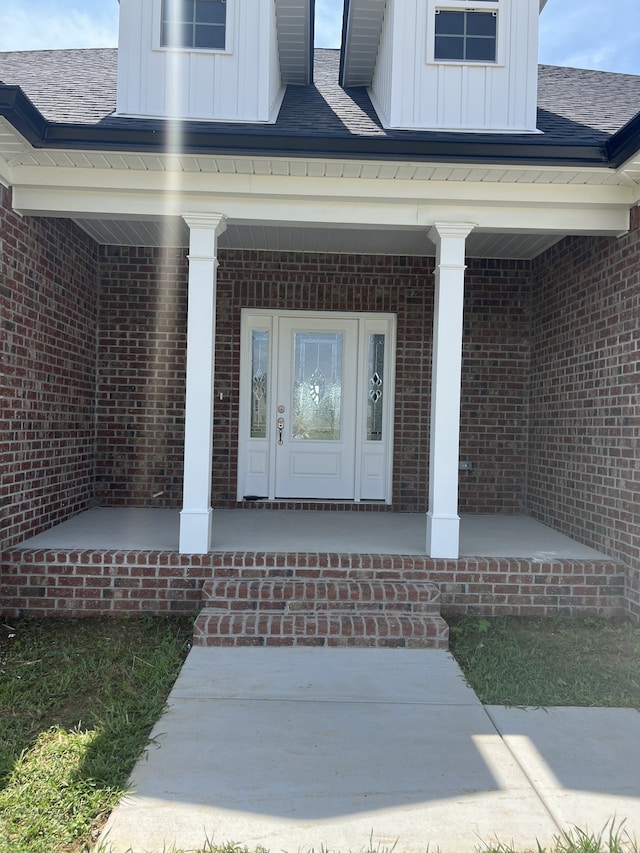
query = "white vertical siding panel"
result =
(371, 1, 394, 126)
(441, 66, 464, 129)
(396, 0, 419, 127)
(237, 0, 254, 118)
(268, 3, 283, 119)
(411, 0, 428, 127)
(243, 0, 266, 121)
(115, 0, 134, 114)
(487, 61, 511, 129)
(189, 52, 213, 119)
(464, 66, 490, 129)
(149, 48, 165, 117)
(224, 0, 244, 118)
(139, 0, 157, 114)
(515, 0, 539, 130)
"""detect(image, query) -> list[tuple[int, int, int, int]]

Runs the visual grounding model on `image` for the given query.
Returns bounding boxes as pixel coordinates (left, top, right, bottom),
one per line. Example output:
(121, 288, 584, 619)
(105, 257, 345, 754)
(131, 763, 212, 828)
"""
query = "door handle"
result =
(277, 417, 285, 445)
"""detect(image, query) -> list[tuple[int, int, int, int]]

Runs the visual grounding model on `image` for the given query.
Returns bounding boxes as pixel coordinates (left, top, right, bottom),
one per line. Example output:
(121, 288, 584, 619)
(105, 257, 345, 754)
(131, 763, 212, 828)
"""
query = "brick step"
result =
(194, 577, 448, 648)
(200, 578, 441, 614)
(193, 610, 449, 649)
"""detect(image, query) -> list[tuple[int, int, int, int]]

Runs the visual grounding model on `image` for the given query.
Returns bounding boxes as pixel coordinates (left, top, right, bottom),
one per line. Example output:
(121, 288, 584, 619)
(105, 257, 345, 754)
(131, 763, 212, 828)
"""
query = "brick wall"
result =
(461, 259, 530, 512)
(96, 246, 188, 507)
(96, 247, 530, 513)
(0, 186, 99, 550)
(529, 206, 640, 617)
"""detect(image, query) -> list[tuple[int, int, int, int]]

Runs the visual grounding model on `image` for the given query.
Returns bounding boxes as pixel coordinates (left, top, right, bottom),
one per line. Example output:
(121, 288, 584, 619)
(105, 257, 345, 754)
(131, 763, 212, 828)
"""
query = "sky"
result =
(0, 0, 639, 76)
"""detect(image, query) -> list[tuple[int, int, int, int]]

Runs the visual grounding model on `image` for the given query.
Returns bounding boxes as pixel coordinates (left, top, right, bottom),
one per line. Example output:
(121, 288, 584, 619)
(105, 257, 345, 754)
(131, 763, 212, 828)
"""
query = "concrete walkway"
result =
(99, 648, 640, 853)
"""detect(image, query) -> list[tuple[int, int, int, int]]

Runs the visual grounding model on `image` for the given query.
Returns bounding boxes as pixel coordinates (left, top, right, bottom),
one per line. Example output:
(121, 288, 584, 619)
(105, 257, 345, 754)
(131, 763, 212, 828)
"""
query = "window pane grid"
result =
(435, 10, 496, 62)
(161, 0, 226, 50)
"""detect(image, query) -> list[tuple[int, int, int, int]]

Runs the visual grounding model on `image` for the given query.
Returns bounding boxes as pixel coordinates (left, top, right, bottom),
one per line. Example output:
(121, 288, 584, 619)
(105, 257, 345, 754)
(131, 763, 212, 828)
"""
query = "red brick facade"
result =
(96, 246, 188, 508)
(1, 185, 99, 550)
(529, 206, 640, 618)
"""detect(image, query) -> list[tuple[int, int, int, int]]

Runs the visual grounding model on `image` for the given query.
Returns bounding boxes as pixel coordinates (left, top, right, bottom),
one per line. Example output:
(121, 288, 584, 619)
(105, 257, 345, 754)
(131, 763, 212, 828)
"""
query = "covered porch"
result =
(6, 130, 632, 566)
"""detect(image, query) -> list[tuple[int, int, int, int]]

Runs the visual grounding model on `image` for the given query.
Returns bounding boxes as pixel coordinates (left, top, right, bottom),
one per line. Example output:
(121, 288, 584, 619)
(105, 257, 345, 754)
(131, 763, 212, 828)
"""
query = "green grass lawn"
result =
(1, 614, 639, 853)
(0, 616, 192, 853)
(446, 614, 640, 709)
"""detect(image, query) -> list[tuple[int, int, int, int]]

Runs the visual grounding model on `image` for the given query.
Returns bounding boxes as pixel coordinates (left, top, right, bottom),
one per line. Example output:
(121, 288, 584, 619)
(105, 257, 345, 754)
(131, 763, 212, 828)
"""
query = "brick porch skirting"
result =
(1, 549, 627, 619)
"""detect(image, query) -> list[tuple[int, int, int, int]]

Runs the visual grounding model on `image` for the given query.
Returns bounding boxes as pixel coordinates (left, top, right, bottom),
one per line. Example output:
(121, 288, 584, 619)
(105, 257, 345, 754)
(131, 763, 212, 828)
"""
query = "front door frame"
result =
(237, 308, 397, 504)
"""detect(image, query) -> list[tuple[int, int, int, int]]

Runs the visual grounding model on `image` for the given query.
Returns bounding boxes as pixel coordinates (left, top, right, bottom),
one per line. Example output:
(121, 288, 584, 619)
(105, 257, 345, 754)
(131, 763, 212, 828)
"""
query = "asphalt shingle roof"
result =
(0, 47, 639, 147)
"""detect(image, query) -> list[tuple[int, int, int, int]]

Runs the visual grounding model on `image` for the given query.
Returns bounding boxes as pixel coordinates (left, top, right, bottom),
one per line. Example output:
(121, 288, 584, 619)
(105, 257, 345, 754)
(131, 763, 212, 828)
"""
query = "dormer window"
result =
(435, 10, 496, 61)
(430, 1, 500, 65)
(161, 0, 227, 50)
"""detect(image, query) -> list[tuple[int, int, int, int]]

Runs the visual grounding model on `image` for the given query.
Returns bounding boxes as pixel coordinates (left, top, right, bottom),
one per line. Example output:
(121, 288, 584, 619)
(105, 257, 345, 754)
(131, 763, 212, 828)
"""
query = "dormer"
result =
(116, 0, 314, 123)
(340, 0, 548, 133)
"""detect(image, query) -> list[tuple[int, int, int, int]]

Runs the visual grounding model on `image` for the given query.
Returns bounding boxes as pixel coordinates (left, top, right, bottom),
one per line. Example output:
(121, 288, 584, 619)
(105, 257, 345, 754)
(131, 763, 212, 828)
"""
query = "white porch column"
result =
(426, 222, 475, 558)
(179, 213, 227, 554)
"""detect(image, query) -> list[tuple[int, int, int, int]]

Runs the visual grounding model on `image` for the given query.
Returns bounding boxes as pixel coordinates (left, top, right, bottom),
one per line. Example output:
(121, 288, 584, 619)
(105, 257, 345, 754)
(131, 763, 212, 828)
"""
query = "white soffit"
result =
(275, 0, 314, 85)
(3, 147, 629, 188)
(340, 0, 387, 88)
(73, 217, 563, 259)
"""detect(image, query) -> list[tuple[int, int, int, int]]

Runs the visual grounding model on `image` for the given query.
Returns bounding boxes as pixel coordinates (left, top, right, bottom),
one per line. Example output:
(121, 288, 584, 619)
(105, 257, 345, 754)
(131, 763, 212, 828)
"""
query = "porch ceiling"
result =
(73, 217, 564, 259)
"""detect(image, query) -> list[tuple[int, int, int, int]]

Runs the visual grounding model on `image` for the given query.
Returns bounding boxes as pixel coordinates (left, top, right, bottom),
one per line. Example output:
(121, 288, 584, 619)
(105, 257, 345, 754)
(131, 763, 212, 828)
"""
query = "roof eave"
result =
(43, 123, 610, 167)
(606, 109, 640, 168)
(0, 86, 48, 146)
(0, 82, 613, 169)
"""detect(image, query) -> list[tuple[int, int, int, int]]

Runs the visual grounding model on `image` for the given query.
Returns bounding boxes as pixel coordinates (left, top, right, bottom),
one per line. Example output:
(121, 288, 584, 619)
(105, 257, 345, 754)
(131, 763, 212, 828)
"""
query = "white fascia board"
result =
(11, 182, 630, 236)
(8, 161, 636, 208)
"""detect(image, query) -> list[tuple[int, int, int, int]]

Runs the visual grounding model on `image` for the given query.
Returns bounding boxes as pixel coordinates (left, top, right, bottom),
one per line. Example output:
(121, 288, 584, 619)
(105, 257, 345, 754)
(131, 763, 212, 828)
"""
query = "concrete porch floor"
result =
(18, 507, 609, 559)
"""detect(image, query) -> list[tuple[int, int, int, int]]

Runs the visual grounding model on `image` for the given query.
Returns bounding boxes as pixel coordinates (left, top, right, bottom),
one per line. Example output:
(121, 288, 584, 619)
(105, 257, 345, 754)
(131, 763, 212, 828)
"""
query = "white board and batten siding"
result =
(370, 0, 540, 133)
(116, 0, 284, 123)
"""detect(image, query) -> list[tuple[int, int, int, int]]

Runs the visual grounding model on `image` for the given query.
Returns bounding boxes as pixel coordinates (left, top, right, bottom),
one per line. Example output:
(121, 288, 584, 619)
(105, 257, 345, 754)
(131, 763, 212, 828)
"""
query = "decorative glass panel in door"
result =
(367, 333, 385, 442)
(275, 317, 358, 499)
(292, 332, 342, 441)
(250, 330, 268, 439)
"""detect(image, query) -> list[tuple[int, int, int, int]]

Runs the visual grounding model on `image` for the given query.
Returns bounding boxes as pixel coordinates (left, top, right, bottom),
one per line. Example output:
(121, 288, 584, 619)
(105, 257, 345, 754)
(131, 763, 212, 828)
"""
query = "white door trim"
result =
(237, 309, 396, 503)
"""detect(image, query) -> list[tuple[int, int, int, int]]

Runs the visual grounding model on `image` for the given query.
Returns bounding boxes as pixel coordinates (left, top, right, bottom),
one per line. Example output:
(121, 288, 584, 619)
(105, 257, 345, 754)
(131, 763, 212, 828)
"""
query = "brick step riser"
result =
(193, 609, 449, 650)
(201, 579, 441, 605)
(206, 599, 439, 614)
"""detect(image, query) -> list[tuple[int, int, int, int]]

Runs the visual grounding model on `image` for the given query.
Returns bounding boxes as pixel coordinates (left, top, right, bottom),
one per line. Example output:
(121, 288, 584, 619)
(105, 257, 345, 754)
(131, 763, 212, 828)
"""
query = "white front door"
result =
(238, 310, 396, 503)
(275, 317, 358, 499)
